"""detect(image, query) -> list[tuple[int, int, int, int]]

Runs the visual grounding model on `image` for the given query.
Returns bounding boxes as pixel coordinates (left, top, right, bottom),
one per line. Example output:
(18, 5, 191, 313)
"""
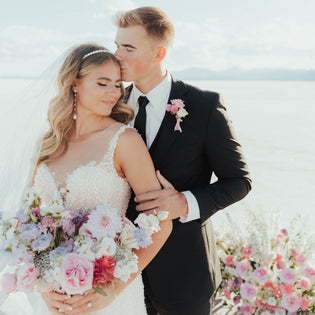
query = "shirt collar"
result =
(132, 72, 172, 109)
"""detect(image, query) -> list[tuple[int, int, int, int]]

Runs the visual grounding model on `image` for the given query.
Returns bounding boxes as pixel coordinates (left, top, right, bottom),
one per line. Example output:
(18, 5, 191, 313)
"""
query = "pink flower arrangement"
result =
(166, 99, 188, 132)
(215, 210, 315, 314)
(0, 188, 162, 297)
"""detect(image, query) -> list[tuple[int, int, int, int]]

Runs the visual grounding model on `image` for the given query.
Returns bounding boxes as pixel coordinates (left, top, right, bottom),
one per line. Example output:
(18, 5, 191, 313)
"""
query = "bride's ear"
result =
(72, 80, 79, 91)
(154, 46, 167, 63)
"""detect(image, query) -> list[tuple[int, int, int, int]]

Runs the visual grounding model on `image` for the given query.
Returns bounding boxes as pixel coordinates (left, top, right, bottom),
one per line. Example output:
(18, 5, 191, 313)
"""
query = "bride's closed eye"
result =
(98, 83, 121, 89)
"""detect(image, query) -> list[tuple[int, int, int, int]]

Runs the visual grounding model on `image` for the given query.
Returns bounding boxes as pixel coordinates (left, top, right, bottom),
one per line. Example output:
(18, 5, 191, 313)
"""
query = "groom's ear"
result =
(154, 46, 167, 63)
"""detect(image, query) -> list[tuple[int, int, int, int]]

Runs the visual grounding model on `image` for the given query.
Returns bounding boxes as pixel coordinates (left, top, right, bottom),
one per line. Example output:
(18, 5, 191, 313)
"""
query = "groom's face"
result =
(114, 25, 158, 83)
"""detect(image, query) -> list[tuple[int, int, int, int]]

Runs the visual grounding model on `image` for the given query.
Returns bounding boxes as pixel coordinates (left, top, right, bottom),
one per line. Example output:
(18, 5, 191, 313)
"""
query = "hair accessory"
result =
(82, 49, 108, 60)
(73, 89, 77, 120)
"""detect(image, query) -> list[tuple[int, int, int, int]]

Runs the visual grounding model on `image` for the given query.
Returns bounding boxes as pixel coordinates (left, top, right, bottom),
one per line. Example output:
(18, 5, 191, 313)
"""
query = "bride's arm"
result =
(65, 129, 172, 314)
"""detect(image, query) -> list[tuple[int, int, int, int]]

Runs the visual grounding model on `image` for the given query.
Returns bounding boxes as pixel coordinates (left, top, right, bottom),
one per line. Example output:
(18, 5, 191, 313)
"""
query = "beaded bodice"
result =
(34, 125, 131, 214)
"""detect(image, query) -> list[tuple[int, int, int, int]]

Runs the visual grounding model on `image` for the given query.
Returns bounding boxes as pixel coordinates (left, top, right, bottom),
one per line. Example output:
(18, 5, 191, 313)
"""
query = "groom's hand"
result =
(135, 170, 188, 220)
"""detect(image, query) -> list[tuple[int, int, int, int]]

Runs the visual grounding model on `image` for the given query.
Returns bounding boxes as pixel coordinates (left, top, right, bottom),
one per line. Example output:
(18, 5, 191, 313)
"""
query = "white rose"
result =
(119, 225, 139, 249)
(135, 214, 160, 233)
(96, 237, 116, 258)
(177, 107, 188, 118)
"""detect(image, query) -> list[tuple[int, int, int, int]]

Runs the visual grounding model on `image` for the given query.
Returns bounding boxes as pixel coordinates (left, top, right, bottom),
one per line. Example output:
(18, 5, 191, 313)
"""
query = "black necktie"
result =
(134, 96, 149, 144)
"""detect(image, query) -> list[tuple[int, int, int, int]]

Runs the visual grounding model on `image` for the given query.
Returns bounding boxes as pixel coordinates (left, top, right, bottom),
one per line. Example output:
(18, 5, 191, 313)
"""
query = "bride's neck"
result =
(70, 115, 114, 141)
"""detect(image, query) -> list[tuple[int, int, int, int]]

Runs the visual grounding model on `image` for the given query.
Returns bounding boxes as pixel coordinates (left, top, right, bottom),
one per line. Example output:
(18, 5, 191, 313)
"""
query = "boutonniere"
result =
(166, 99, 188, 132)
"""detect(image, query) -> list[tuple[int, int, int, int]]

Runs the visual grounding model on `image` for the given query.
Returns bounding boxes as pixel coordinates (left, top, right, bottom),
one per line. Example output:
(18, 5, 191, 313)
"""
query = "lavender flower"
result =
(31, 234, 53, 252)
(72, 214, 83, 224)
(134, 228, 152, 248)
(21, 223, 41, 241)
(17, 207, 30, 223)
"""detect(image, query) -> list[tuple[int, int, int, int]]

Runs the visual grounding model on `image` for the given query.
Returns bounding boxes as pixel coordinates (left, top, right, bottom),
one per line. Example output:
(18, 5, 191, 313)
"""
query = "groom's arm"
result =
(134, 93, 251, 223)
(190, 97, 251, 223)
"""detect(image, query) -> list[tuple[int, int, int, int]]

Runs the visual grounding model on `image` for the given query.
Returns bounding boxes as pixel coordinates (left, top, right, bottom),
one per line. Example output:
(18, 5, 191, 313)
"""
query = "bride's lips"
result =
(101, 100, 115, 106)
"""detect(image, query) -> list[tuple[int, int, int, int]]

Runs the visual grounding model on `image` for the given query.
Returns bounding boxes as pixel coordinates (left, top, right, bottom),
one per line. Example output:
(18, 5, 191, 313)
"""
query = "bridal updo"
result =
(37, 43, 133, 166)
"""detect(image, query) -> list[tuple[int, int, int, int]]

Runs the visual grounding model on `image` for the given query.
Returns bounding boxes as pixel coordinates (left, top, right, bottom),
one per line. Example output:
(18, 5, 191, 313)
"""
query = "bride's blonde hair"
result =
(37, 43, 133, 166)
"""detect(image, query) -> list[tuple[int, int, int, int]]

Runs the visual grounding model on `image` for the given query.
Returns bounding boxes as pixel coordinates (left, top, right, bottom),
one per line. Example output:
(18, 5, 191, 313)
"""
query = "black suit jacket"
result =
(125, 78, 251, 306)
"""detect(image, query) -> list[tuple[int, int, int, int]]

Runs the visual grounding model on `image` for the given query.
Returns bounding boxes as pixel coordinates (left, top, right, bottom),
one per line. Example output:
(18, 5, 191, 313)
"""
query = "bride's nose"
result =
(107, 85, 121, 97)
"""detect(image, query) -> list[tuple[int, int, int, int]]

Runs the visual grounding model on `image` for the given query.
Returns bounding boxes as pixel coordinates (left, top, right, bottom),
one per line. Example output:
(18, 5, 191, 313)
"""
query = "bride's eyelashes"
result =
(97, 83, 121, 89)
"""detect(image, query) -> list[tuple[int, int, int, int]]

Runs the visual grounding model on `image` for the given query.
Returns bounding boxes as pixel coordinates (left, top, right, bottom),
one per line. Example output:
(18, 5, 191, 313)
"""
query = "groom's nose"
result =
(114, 48, 123, 61)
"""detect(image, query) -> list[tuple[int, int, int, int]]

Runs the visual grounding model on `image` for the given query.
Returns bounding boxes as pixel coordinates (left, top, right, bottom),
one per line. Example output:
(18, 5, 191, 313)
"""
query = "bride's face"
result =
(74, 61, 122, 117)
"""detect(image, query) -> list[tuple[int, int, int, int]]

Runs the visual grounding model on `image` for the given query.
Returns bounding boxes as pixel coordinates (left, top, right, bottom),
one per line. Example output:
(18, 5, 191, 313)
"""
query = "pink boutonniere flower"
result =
(166, 99, 188, 132)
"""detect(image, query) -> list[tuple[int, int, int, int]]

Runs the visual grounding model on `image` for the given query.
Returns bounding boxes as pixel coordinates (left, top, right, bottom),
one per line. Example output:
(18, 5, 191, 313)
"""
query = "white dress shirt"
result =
(127, 73, 200, 223)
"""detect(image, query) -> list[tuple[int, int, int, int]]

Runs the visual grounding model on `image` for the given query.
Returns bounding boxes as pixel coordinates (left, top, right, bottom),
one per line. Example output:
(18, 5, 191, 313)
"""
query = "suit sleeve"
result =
(190, 95, 252, 223)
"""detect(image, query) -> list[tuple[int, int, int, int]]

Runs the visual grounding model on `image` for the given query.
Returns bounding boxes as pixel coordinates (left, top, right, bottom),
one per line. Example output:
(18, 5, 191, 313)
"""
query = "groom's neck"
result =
(135, 67, 167, 94)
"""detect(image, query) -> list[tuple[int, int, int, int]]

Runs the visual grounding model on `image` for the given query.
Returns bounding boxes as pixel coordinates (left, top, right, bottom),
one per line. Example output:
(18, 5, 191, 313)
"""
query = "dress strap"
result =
(104, 124, 133, 166)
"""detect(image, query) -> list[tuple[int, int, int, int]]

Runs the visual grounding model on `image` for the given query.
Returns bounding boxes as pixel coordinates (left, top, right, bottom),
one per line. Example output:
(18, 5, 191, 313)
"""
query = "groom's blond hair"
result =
(114, 6, 175, 48)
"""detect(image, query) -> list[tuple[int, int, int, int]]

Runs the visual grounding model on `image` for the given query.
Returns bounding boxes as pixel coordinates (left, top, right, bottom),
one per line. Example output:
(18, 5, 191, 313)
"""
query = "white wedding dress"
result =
(27, 124, 147, 315)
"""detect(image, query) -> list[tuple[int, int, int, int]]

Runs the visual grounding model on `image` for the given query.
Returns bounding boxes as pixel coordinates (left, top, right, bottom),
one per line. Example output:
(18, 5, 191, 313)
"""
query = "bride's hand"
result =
(41, 291, 73, 314)
(65, 286, 116, 314)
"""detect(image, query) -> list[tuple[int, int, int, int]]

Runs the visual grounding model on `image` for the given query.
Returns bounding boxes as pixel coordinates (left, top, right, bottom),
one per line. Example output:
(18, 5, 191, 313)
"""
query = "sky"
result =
(1, 0, 315, 77)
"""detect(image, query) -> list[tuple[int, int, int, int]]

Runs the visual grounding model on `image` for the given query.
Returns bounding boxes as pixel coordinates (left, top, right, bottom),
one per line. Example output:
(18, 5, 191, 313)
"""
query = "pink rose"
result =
(238, 304, 253, 315)
(171, 99, 185, 108)
(240, 282, 257, 301)
(58, 253, 93, 295)
(39, 216, 55, 233)
(290, 249, 298, 257)
(280, 268, 297, 284)
(236, 259, 250, 279)
(281, 295, 300, 312)
(166, 105, 172, 112)
(254, 267, 268, 284)
(16, 263, 40, 293)
(280, 284, 294, 296)
(223, 287, 231, 299)
(294, 254, 306, 265)
(171, 105, 178, 113)
(2, 273, 17, 294)
(226, 255, 234, 267)
(227, 278, 235, 288)
(300, 296, 309, 311)
(300, 277, 311, 290)
(302, 266, 315, 281)
(242, 244, 252, 259)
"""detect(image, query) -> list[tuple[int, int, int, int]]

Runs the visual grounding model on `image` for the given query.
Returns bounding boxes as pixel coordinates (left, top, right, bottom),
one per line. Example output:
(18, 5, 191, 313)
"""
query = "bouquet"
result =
(0, 187, 162, 296)
(215, 210, 315, 315)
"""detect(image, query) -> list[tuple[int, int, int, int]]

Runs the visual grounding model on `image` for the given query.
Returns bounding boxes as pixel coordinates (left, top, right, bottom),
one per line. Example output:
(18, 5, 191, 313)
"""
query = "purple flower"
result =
(31, 234, 53, 252)
(134, 228, 152, 248)
(72, 214, 83, 224)
(17, 207, 30, 223)
(21, 223, 41, 241)
(280, 229, 288, 236)
(233, 295, 241, 305)
(236, 277, 243, 288)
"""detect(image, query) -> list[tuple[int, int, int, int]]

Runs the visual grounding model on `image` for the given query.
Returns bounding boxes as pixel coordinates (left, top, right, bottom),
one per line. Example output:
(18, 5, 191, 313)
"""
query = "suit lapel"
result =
(149, 79, 189, 163)
(124, 84, 133, 103)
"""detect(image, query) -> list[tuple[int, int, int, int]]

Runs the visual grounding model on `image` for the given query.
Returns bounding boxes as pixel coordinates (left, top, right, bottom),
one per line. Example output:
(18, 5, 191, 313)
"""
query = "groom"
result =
(114, 6, 251, 315)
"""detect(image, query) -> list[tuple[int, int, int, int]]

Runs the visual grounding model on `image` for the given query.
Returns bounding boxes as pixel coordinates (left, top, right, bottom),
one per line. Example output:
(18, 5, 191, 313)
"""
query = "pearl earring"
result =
(73, 89, 77, 120)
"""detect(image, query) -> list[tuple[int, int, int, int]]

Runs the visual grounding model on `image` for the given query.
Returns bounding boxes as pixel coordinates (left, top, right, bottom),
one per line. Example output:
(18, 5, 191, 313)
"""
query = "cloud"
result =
(168, 17, 315, 71)
(0, 25, 115, 76)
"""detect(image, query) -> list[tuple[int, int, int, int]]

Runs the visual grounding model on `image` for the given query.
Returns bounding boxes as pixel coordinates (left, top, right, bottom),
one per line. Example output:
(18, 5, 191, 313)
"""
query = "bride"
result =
(22, 42, 172, 314)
